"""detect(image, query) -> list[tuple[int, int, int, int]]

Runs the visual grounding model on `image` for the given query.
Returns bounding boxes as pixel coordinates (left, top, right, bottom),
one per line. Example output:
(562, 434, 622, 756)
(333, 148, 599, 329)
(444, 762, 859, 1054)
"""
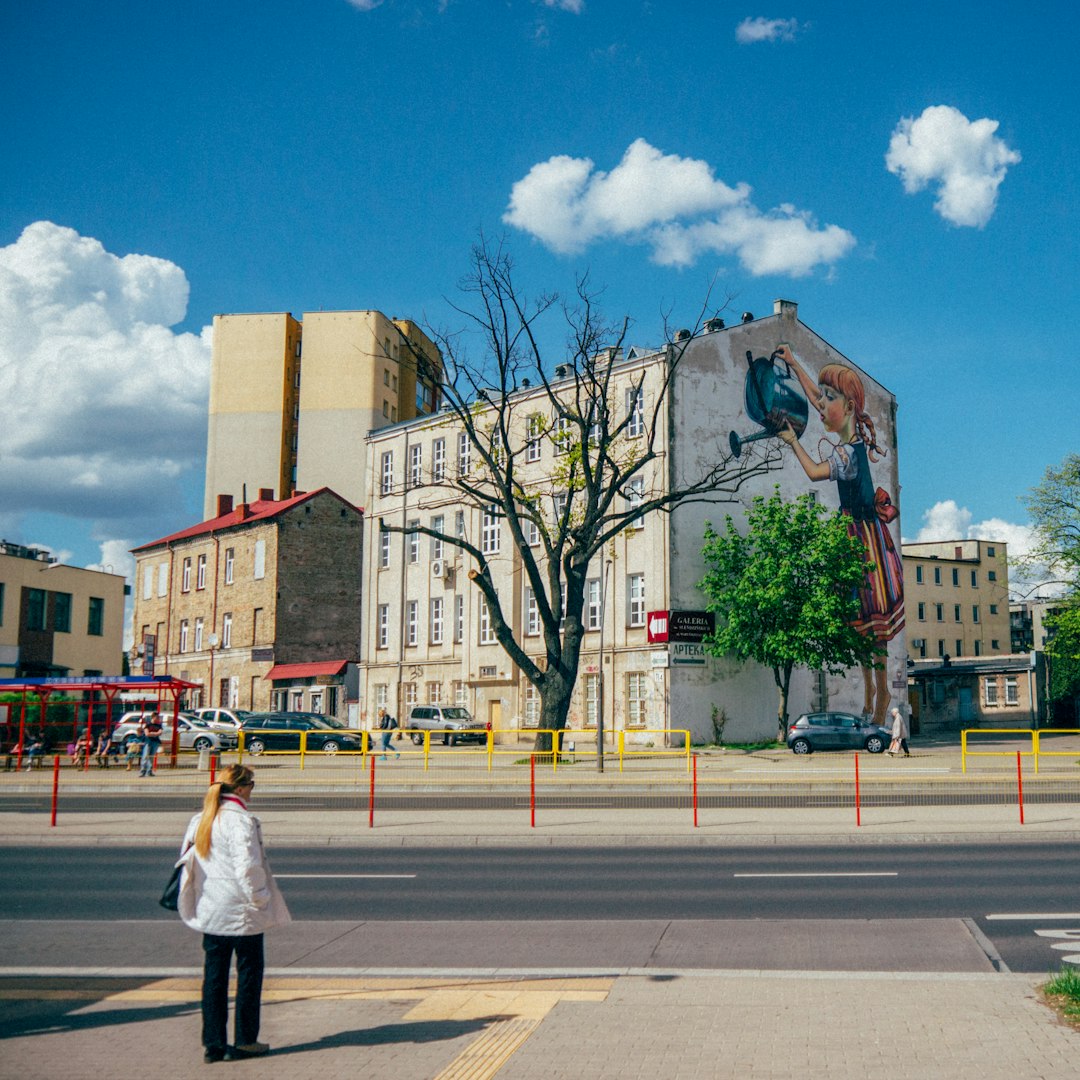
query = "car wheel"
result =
(322, 741, 340, 755)
(865, 735, 886, 753)
(444, 728, 455, 747)
(790, 737, 812, 755)
(193, 737, 213, 752)
(247, 739, 266, 756)
(411, 732, 424, 746)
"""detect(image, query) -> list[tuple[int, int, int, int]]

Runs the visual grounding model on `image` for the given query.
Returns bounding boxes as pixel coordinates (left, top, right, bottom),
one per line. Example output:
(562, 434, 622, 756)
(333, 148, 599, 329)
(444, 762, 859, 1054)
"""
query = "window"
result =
(991, 639, 1000, 650)
(586, 578, 602, 631)
(933, 567, 941, 585)
(479, 597, 496, 644)
(53, 592, 71, 633)
(973, 605, 980, 624)
(194, 617, 204, 652)
(984, 677, 998, 706)
(455, 510, 466, 539)
(158, 563, 168, 597)
(952, 568, 959, 586)
(917, 602, 926, 621)
(379, 530, 391, 568)
(406, 600, 418, 646)
(196, 553, 207, 590)
(458, 432, 471, 476)
(407, 520, 420, 563)
(181, 557, 192, 592)
(971, 570, 979, 586)
(384, 369, 390, 386)
(224, 548, 234, 585)
(416, 379, 434, 413)
(956, 639, 963, 656)
(627, 574, 645, 627)
(0, 582, 4, 626)
(583, 673, 599, 727)
(87, 596, 104, 637)
(454, 680, 467, 706)
(253, 540, 265, 580)
(526, 517, 540, 547)
(954, 604, 962, 622)
(179, 619, 190, 652)
(1005, 676, 1019, 705)
(381, 451, 394, 495)
(222, 613, 232, 648)
(625, 476, 645, 526)
(987, 546, 996, 557)
(426, 681, 442, 704)
(431, 515, 444, 560)
(525, 588, 540, 636)
(974, 640, 982, 656)
(455, 595, 464, 643)
(377, 604, 389, 649)
(627, 672, 647, 724)
(482, 506, 501, 554)
(252, 608, 262, 644)
(989, 604, 998, 615)
(375, 684, 388, 711)
(935, 604, 944, 622)
(937, 640, 945, 658)
(626, 386, 644, 437)
(553, 493, 568, 525)
(430, 597, 444, 644)
(143, 566, 153, 600)
(433, 438, 446, 481)
(553, 416, 573, 455)
(403, 683, 417, 710)
(526, 415, 543, 462)
(382, 400, 389, 418)
(915, 565, 924, 584)
(523, 683, 540, 727)
(409, 444, 422, 487)
(988, 570, 997, 582)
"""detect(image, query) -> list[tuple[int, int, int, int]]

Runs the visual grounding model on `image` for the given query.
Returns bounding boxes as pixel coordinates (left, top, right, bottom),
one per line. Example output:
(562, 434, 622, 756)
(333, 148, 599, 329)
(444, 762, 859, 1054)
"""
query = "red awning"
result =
(264, 661, 349, 681)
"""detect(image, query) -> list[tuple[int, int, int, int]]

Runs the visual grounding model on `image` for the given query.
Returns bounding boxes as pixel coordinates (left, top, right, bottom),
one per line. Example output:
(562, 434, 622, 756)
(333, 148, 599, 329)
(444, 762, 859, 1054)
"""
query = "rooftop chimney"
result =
(258, 487, 274, 501)
(216, 494, 234, 517)
(773, 298, 798, 319)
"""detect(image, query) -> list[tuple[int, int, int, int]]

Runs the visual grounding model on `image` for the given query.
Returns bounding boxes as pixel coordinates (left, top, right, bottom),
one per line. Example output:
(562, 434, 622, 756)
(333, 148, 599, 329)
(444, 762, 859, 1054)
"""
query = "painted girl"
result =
(774, 345, 904, 726)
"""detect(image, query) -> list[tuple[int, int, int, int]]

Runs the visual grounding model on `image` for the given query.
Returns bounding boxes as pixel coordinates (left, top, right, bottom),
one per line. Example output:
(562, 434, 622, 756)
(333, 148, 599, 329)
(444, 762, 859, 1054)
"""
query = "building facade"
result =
(204, 310, 441, 518)
(359, 299, 907, 742)
(131, 490, 363, 717)
(901, 540, 1011, 661)
(0, 541, 126, 678)
(908, 654, 1045, 732)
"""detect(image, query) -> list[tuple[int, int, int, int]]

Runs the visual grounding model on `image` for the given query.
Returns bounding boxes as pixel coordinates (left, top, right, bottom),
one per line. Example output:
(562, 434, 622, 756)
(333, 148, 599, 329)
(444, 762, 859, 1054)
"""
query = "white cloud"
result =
(504, 138, 855, 277)
(885, 105, 1020, 227)
(345, 0, 384, 10)
(735, 17, 801, 44)
(0, 221, 211, 535)
(541, 0, 584, 11)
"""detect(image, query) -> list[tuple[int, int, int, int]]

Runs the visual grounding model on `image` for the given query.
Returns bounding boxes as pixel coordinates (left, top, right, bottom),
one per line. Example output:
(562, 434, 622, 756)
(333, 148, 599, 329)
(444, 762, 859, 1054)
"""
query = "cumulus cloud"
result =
(0, 221, 211, 537)
(885, 105, 1020, 227)
(541, 0, 584, 11)
(906, 500, 1058, 598)
(504, 138, 855, 276)
(345, 0, 384, 10)
(735, 17, 801, 44)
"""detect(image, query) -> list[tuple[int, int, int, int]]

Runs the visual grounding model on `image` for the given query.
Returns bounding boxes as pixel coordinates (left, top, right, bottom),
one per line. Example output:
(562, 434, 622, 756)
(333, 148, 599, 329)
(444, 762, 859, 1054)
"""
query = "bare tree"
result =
(383, 239, 775, 753)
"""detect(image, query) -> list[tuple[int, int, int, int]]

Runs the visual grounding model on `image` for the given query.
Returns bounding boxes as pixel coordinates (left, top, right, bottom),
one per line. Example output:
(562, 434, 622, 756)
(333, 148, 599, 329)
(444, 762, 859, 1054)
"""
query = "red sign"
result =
(647, 611, 669, 643)
(647, 610, 715, 644)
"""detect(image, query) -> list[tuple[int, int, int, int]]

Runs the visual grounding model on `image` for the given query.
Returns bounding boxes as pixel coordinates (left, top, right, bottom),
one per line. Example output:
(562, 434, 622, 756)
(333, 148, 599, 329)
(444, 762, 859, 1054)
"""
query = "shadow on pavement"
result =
(272, 1014, 511, 1055)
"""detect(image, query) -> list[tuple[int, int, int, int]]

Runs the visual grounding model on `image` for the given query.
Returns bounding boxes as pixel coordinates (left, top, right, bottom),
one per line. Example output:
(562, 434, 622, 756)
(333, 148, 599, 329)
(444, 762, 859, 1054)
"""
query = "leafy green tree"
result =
(1023, 453, 1080, 593)
(699, 489, 882, 740)
(1045, 605, 1080, 707)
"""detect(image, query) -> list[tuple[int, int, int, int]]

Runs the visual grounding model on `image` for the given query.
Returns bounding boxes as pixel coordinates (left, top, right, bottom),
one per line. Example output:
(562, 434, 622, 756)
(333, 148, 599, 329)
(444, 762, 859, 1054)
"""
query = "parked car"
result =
(786, 712, 890, 755)
(109, 713, 239, 754)
(405, 706, 487, 746)
(191, 707, 254, 733)
(239, 714, 362, 755)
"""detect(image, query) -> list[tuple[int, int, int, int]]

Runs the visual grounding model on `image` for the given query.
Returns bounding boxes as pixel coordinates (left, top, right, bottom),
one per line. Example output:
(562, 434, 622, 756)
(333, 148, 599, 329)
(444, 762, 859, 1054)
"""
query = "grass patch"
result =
(1043, 966, 1080, 1027)
(715, 740, 786, 752)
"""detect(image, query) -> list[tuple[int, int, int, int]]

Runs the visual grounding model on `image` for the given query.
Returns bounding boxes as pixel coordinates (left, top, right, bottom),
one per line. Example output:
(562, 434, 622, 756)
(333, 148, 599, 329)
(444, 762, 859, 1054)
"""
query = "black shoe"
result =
(203, 1047, 226, 1064)
(226, 1042, 270, 1060)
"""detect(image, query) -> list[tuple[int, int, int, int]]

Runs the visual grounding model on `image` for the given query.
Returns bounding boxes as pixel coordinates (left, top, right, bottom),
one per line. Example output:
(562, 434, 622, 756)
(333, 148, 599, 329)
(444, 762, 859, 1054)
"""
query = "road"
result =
(2, 842, 1077, 973)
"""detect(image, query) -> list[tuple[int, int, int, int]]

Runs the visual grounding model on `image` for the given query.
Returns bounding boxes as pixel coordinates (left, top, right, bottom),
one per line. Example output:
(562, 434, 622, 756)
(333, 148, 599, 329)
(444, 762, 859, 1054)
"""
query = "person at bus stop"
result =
(176, 764, 291, 1063)
(94, 730, 112, 768)
(377, 708, 400, 760)
(139, 714, 163, 777)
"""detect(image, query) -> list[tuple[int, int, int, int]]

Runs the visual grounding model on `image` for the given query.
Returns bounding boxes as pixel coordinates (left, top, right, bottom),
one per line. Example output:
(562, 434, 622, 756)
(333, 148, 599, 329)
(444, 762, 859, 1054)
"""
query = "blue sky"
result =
(2, 0, 1077, 596)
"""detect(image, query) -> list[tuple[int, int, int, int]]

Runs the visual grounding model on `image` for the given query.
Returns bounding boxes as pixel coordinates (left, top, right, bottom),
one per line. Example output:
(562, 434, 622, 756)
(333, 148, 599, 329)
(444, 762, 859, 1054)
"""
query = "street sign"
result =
(647, 610, 714, 644)
(142, 634, 156, 677)
(671, 642, 708, 665)
(647, 611, 669, 642)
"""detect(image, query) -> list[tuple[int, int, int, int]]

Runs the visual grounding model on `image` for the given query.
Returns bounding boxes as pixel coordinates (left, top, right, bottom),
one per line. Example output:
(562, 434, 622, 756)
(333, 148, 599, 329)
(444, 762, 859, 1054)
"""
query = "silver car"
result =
(405, 706, 488, 746)
(110, 714, 238, 754)
(786, 712, 890, 755)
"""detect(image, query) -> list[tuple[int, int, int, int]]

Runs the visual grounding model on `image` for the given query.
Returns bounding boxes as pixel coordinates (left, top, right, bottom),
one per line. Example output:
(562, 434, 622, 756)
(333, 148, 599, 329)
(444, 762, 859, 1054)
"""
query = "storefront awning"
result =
(264, 661, 348, 681)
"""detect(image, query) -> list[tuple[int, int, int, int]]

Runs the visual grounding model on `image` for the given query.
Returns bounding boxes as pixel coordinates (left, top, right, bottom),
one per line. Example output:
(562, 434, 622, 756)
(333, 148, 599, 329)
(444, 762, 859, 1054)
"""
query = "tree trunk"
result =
(774, 663, 794, 742)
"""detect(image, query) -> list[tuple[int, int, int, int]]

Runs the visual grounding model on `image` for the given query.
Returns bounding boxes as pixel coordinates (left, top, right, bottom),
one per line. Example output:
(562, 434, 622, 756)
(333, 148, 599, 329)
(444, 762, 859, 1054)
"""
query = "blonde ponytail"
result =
(194, 764, 255, 858)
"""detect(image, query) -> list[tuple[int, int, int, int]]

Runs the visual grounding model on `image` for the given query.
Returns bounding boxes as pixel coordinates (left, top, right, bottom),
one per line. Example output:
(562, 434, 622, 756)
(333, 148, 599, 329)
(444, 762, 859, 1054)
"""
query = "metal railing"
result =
(961, 729, 1080, 774)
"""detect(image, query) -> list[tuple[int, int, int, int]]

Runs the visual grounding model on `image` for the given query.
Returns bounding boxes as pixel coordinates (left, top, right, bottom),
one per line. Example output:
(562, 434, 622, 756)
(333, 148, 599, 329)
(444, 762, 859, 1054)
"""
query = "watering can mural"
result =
(728, 348, 809, 458)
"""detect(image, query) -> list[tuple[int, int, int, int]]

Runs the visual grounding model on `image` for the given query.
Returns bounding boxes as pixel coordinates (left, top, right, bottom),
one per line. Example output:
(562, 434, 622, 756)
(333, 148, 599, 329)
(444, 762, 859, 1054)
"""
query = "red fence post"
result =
(530, 754, 536, 828)
(50, 754, 60, 827)
(1017, 750, 1025, 825)
(692, 753, 699, 828)
(368, 753, 376, 829)
(854, 752, 861, 827)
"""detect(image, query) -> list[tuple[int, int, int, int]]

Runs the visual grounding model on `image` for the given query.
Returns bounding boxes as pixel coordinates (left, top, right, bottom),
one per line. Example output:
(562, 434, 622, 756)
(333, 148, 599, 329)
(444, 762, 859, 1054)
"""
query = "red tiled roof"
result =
(131, 489, 361, 552)
(265, 661, 349, 680)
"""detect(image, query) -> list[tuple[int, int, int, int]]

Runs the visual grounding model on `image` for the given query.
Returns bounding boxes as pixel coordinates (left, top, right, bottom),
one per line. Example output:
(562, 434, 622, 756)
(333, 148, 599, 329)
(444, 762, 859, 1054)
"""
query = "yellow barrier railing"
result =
(617, 730, 692, 773)
(961, 728, 1080, 774)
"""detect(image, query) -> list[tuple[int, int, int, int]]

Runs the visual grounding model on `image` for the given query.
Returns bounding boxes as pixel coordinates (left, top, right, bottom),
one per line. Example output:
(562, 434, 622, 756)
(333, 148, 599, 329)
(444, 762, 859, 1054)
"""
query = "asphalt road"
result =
(1, 843, 1077, 973)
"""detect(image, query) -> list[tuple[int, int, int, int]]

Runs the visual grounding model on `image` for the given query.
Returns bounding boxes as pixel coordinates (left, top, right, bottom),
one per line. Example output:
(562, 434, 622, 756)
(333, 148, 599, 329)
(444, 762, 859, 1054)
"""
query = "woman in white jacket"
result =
(176, 764, 291, 1063)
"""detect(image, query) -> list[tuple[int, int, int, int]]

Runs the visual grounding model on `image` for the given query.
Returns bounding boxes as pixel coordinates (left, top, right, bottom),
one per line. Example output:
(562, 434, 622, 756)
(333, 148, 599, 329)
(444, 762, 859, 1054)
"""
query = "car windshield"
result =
(440, 708, 473, 721)
(307, 718, 336, 730)
(318, 716, 348, 729)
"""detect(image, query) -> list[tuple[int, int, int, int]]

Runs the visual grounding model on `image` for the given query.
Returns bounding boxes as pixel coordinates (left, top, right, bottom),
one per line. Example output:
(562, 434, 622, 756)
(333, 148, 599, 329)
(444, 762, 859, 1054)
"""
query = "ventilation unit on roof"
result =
(673, 328, 692, 342)
(741, 311, 754, 323)
(704, 317, 726, 332)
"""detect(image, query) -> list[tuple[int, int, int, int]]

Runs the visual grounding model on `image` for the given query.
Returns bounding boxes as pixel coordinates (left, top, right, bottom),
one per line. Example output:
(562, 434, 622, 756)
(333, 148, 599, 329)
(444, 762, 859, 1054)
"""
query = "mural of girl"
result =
(774, 344, 904, 726)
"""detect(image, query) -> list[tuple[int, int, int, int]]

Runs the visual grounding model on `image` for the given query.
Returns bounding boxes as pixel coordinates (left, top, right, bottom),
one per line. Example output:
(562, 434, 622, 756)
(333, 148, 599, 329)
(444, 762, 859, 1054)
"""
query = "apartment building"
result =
(204, 309, 442, 518)
(902, 540, 1010, 660)
(0, 541, 126, 677)
(131, 489, 362, 716)
(361, 300, 906, 743)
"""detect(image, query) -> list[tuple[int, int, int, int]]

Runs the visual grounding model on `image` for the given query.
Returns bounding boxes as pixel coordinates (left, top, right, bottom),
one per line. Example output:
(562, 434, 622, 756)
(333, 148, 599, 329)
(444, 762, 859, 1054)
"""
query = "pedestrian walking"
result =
(377, 708, 400, 759)
(887, 706, 910, 757)
(139, 713, 163, 776)
(176, 764, 291, 1063)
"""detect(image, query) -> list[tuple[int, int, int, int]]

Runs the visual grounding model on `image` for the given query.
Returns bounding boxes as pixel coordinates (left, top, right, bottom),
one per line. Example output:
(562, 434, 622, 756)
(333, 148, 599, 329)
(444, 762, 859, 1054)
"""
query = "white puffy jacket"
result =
(177, 795, 291, 936)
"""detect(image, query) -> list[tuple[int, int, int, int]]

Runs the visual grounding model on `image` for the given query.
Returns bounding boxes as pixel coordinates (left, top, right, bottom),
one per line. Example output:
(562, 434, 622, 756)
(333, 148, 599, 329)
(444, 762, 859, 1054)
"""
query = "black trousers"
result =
(201, 932, 264, 1051)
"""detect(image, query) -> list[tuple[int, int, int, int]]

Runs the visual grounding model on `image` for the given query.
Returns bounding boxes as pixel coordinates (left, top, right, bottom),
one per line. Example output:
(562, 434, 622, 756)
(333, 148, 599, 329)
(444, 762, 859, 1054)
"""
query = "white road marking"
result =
(276, 874, 417, 879)
(985, 913, 1080, 920)
(733, 872, 898, 878)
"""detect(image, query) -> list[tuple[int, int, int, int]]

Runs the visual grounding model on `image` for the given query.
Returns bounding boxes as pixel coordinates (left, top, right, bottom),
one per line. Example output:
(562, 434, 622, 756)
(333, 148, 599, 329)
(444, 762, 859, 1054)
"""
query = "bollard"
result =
(50, 754, 60, 827)
(854, 753, 861, 827)
(692, 753, 698, 828)
(198, 748, 210, 771)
